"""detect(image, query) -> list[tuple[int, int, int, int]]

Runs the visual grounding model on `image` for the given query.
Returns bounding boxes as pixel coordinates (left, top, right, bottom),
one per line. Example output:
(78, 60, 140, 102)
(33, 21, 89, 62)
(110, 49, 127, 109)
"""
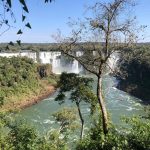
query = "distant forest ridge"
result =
(0, 42, 150, 52)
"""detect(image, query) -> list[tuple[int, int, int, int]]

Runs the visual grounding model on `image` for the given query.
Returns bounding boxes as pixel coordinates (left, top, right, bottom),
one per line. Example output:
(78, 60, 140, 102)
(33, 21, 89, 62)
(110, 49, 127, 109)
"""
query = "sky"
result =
(0, 0, 150, 43)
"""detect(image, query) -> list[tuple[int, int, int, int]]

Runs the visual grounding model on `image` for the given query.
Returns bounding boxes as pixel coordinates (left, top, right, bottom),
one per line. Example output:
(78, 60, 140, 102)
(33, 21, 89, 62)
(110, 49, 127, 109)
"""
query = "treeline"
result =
(0, 43, 60, 52)
(0, 42, 149, 52)
(0, 56, 57, 108)
(118, 45, 150, 103)
(0, 42, 102, 52)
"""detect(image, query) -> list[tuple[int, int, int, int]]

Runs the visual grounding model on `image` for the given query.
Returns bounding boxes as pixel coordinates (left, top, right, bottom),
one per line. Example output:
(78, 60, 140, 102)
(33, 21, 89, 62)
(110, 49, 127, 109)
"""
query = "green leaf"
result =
(7, 0, 11, 8)
(9, 41, 14, 46)
(17, 29, 23, 34)
(25, 23, 31, 29)
(19, 0, 26, 7)
(16, 40, 21, 46)
(19, 0, 29, 13)
(22, 15, 26, 22)
(45, 0, 53, 3)
(23, 6, 29, 13)
(5, 20, 8, 24)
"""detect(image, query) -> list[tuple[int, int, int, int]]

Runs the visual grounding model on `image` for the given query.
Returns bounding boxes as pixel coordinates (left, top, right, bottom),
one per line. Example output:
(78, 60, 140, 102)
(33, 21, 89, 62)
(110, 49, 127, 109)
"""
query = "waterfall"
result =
(107, 52, 119, 73)
(39, 52, 61, 74)
(0, 51, 36, 61)
(0, 52, 19, 57)
(70, 51, 83, 74)
(0, 51, 85, 74)
(0, 51, 120, 74)
(71, 60, 79, 73)
(76, 51, 83, 57)
(52, 54, 61, 74)
(93, 51, 97, 56)
(20, 52, 37, 62)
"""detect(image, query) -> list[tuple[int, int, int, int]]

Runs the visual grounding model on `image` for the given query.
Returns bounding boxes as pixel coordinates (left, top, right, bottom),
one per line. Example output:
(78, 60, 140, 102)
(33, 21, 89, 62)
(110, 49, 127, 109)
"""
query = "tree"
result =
(55, 72, 97, 139)
(55, 0, 141, 134)
(52, 107, 78, 135)
(50, 107, 78, 149)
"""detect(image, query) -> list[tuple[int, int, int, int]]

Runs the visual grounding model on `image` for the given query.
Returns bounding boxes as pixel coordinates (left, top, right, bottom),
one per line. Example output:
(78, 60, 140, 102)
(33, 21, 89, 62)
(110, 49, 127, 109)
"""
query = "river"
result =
(0, 51, 144, 135)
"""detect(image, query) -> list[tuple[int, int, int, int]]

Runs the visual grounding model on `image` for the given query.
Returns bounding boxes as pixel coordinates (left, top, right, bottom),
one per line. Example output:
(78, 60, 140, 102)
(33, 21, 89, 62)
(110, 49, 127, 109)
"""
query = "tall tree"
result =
(55, 72, 96, 139)
(55, 0, 141, 134)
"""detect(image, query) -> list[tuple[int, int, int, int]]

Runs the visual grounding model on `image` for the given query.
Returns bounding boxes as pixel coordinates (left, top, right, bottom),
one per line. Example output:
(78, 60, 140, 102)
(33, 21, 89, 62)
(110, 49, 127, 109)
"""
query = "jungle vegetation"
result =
(0, 56, 58, 110)
(118, 44, 150, 104)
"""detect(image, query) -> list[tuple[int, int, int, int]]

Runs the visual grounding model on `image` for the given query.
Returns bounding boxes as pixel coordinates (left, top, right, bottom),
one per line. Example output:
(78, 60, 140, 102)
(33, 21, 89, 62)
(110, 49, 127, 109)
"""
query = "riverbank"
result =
(117, 80, 150, 105)
(0, 81, 57, 112)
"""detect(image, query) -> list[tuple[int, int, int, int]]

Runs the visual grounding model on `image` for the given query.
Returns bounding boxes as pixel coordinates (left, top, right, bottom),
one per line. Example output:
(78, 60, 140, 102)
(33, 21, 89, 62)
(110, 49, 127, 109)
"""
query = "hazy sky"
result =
(0, 0, 150, 43)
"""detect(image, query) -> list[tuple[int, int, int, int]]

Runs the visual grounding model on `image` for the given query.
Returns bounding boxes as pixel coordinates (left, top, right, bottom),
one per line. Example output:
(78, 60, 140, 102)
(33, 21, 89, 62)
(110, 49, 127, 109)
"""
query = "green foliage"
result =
(44, 130, 68, 150)
(17, 29, 23, 35)
(123, 116, 150, 150)
(56, 73, 97, 139)
(55, 72, 97, 113)
(8, 123, 37, 150)
(0, 43, 102, 52)
(53, 107, 79, 134)
(37, 107, 79, 150)
(0, 105, 150, 150)
(0, 56, 57, 110)
(118, 45, 150, 102)
(76, 115, 150, 150)
(0, 114, 68, 150)
(0, 56, 40, 105)
(26, 23, 32, 29)
(46, 74, 59, 86)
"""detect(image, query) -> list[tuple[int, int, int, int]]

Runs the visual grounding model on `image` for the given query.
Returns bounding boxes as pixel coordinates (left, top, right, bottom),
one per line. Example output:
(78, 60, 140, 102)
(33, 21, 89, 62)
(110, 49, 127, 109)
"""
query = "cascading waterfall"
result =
(0, 51, 120, 75)
(72, 51, 83, 73)
(0, 52, 19, 57)
(93, 51, 97, 56)
(39, 52, 61, 74)
(38, 51, 84, 74)
(0, 51, 37, 61)
(71, 60, 79, 73)
(107, 52, 119, 73)
(20, 52, 37, 62)
(0, 51, 84, 74)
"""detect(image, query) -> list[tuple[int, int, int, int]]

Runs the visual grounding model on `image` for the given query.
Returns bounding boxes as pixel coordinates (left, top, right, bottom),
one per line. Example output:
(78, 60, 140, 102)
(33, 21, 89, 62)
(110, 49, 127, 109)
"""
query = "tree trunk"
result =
(97, 75, 108, 134)
(76, 102, 84, 139)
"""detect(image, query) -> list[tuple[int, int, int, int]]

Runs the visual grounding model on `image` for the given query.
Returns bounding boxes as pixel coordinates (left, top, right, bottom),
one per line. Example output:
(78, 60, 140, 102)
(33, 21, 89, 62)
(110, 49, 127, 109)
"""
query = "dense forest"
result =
(118, 45, 150, 104)
(0, 56, 58, 110)
(0, 42, 102, 52)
